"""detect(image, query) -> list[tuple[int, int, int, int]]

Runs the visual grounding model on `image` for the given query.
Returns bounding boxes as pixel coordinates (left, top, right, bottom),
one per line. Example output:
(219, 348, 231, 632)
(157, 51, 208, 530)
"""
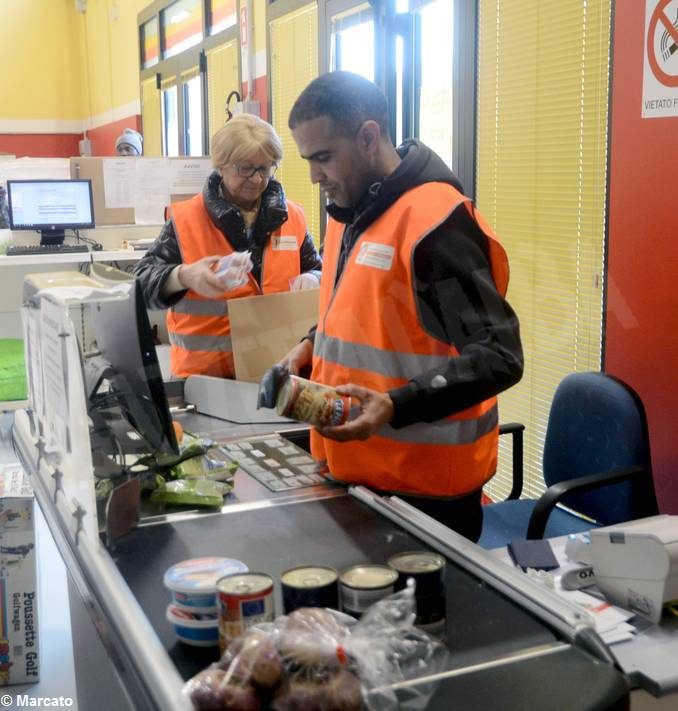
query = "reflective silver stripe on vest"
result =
(376, 405, 498, 445)
(315, 333, 451, 380)
(168, 332, 233, 352)
(170, 299, 229, 316)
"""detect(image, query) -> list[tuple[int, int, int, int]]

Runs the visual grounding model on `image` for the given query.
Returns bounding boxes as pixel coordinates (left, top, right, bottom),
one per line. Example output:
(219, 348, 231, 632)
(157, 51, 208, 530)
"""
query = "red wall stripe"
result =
(0, 134, 80, 158)
(0, 116, 141, 159)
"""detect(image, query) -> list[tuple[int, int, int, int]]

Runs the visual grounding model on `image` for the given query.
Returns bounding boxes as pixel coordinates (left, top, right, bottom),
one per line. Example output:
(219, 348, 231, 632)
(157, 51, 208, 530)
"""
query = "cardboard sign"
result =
(229, 289, 319, 383)
(0, 465, 38, 686)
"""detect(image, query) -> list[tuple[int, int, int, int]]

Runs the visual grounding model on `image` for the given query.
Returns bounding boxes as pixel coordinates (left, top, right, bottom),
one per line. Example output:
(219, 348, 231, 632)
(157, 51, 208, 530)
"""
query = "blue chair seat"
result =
(479, 500, 597, 550)
(477, 372, 657, 550)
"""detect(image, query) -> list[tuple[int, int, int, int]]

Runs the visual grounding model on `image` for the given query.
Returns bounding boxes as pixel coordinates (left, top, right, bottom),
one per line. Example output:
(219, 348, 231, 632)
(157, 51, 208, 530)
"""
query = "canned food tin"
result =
(339, 564, 398, 618)
(216, 572, 275, 652)
(388, 551, 446, 628)
(281, 566, 340, 613)
(276, 375, 350, 428)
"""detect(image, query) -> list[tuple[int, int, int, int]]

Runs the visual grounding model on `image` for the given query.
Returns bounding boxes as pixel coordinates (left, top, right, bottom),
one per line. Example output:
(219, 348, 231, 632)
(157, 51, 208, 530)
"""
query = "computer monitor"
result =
(86, 275, 179, 457)
(7, 179, 95, 246)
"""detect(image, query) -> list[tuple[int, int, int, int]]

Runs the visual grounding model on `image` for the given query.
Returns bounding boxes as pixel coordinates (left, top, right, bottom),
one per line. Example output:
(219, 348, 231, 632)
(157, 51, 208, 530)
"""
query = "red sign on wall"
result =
(642, 0, 678, 117)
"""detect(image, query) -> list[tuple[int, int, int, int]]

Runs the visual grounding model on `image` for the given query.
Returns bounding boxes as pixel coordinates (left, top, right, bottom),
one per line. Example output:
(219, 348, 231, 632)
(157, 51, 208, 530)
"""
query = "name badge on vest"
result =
(355, 242, 395, 270)
(271, 235, 298, 251)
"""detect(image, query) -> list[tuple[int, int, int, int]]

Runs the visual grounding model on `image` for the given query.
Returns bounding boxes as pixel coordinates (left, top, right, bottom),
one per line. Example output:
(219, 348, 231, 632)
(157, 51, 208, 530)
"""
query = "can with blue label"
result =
(216, 572, 275, 653)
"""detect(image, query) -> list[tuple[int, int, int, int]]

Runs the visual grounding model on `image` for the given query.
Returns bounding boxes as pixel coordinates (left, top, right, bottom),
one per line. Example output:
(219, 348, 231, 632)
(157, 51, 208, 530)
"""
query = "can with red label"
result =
(216, 572, 275, 652)
(276, 375, 351, 428)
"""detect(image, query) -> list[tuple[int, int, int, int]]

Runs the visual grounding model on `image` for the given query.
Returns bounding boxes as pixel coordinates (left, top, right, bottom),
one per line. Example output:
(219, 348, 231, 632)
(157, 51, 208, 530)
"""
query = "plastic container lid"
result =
(163, 557, 248, 594)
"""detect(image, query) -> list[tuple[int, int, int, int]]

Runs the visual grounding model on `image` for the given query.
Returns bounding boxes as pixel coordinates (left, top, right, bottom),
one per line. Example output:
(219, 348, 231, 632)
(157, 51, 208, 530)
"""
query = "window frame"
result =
(139, 1, 239, 156)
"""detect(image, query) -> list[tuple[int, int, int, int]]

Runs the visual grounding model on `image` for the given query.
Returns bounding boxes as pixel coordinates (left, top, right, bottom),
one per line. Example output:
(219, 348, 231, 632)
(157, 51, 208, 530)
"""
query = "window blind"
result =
(270, 3, 320, 246)
(476, 0, 611, 500)
(206, 40, 239, 141)
(141, 76, 162, 157)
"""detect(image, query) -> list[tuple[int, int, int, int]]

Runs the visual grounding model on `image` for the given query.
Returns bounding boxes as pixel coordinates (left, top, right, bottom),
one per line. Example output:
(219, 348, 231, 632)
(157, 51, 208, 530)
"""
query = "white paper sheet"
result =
(102, 158, 136, 208)
(168, 158, 212, 195)
(133, 159, 170, 224)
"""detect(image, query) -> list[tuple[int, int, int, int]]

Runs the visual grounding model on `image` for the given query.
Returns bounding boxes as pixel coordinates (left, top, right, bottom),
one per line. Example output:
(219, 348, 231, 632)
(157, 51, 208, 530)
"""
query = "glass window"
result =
(141, 16, 160, 69)
(330, 4, 374, 81)
(183, 76, 204, 156)
(162, 85, 179, 156)
(210, 0, 237, 35)
(162, 0, 203, 59)
(418, 0, 454, 167)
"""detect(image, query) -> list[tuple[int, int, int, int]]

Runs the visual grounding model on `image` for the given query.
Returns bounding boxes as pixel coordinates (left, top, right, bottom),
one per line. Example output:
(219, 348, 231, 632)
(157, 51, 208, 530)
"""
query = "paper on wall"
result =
(102, 158, 136, 208)
(133, 159, 170, 224)
(168, 158, 212, 195)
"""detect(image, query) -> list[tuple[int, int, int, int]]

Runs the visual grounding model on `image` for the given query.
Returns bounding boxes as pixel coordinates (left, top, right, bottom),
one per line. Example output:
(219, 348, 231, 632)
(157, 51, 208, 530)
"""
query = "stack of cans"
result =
(163, 557, 248, 646)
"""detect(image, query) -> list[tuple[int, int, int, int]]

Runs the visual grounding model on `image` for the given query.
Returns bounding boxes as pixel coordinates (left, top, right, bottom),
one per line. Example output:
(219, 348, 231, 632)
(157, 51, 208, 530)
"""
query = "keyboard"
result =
(5, 243, 101, 256)
(219, 434, 326, 492)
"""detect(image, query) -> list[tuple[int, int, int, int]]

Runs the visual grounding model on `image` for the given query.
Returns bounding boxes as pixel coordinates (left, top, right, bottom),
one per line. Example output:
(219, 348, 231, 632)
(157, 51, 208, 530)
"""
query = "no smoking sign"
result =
(642, 0, 678, 117)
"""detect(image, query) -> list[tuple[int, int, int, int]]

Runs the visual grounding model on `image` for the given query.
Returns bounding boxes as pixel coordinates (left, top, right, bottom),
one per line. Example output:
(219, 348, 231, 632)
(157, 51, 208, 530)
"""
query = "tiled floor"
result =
(1, 413, 78, 709)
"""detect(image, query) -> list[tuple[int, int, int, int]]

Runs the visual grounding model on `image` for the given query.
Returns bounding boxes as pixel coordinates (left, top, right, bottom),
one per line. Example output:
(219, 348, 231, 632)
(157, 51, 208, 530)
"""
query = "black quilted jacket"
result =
(133, 170, 322, 310)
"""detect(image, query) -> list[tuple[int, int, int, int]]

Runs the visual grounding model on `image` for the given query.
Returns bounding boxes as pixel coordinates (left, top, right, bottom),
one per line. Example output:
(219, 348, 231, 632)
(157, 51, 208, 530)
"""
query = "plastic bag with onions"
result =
(183, 581, 447, 710)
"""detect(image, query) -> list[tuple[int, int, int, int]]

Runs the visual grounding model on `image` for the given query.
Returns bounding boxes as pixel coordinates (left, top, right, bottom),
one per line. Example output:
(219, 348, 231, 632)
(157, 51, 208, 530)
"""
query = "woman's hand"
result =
(318, 384, 394, 442)
(290, 273, 320, 291)
(178, 255, 228, 298)
(278, 338, 313, 375)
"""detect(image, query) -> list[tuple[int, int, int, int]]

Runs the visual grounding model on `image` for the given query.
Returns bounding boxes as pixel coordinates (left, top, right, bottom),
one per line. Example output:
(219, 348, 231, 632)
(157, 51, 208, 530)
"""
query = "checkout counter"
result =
(9, 275, 637, 710)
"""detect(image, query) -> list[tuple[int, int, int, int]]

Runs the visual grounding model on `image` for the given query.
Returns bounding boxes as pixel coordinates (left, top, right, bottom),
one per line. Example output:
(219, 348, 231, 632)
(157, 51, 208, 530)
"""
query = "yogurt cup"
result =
(166, 604, 219, 647)
(163, 557, 248, 609)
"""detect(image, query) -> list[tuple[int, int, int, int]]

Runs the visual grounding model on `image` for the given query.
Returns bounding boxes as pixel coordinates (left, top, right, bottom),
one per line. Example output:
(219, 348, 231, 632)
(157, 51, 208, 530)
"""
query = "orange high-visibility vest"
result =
(311, 182, 509, 497)
(167, 193, 307, 378)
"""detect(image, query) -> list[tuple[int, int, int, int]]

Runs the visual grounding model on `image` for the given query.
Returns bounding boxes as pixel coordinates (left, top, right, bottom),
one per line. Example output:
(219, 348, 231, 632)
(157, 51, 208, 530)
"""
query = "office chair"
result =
(478, 372, 658, 549)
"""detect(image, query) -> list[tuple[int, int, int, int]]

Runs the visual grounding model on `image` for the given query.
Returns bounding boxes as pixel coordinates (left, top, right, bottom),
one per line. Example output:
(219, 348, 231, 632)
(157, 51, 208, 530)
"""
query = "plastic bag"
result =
(171, 454, 237, 482)
(215, 250, 253, 290)
(183, 582, 446, 710)
(150, 477, 232, 507)
(289, 273, 320, 291)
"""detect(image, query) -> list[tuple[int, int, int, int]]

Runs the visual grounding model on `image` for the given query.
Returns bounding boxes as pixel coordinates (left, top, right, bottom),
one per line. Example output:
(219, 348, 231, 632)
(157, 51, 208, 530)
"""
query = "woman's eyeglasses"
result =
(231, 163, 278, 180)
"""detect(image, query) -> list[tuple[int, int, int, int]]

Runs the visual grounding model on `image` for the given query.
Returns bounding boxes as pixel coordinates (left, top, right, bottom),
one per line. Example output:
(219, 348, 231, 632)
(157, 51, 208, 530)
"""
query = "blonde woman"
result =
(134, 114, 321, 379)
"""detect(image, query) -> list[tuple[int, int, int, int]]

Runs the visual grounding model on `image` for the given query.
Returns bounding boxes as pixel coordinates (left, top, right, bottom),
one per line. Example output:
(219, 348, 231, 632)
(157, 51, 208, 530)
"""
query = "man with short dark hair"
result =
(281, 71, 523, 541)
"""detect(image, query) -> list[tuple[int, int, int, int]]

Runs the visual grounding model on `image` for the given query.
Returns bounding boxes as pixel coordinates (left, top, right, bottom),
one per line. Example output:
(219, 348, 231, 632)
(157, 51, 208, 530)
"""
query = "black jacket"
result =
(133, 171, 322, 310)
(317, 139, 524, 428)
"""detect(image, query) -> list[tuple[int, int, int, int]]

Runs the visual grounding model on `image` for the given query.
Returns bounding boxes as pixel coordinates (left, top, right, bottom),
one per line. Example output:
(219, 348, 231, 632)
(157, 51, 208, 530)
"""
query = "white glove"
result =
(215, 251, 253, 290)
(290, 273, 320, 291)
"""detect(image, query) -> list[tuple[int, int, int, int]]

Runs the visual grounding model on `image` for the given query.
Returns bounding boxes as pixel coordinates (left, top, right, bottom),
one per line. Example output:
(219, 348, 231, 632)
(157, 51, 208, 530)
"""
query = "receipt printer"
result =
(589, 515, 678, 623)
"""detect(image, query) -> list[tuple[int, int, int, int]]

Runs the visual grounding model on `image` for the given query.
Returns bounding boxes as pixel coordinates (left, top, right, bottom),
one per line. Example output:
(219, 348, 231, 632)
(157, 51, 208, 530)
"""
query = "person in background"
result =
(115, 128, 143, 156)
(134, 113, 322, 379)
(280, 71, 523, 541)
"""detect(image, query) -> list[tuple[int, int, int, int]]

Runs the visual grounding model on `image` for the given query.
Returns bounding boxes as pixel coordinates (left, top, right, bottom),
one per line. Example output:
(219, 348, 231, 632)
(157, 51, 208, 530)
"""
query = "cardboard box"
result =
(229, 289, 319, 383)
(0, 465, 38, 685)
